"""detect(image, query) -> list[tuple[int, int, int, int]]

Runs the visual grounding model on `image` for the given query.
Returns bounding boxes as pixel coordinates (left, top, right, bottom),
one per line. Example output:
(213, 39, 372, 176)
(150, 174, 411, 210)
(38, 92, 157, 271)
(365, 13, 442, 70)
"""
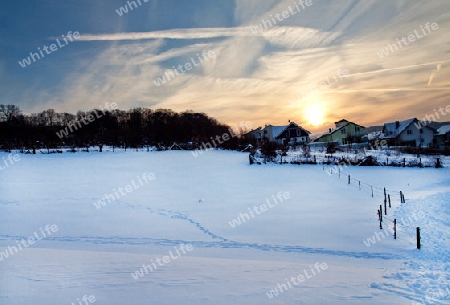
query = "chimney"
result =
(329, 128, 332, 133)
(395, 121, 400, 129)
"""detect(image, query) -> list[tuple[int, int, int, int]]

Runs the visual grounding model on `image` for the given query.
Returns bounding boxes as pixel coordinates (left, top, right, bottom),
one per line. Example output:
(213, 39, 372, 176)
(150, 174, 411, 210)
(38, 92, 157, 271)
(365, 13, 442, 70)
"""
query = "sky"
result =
(1, 0, 449, 134)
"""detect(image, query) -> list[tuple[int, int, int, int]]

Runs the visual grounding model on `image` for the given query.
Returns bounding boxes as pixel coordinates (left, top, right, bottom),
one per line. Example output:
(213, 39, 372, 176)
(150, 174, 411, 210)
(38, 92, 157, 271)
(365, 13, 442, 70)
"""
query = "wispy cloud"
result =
(11, 0, 450, 134)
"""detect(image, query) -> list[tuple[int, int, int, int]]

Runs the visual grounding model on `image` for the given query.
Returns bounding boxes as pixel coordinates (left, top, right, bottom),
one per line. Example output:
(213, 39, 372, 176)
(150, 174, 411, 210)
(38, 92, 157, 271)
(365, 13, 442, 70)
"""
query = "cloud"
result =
(17, 0, 450, 135)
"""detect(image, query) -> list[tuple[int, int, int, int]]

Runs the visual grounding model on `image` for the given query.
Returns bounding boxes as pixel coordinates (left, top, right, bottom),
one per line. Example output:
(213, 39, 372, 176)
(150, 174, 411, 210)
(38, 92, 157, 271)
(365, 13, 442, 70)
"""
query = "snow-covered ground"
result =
(0, 150, 449, 304)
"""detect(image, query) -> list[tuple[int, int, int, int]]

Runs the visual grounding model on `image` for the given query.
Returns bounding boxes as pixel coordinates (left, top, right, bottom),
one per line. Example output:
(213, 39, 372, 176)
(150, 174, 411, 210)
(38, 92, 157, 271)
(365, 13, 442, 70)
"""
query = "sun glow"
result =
(305, 104, 324, 126)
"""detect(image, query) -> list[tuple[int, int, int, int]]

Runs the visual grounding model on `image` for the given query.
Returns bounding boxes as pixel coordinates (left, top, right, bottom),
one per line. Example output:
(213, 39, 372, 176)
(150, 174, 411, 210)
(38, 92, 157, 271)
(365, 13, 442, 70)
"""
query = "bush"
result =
(261, 141, 282, 159)
(326, 142, 338, 154)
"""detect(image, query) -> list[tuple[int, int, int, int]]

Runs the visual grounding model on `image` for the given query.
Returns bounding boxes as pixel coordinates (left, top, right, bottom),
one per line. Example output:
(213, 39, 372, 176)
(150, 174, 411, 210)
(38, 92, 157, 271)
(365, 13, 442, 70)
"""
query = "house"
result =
(274, 122, 310, 145)
(381, 118, 435, 147)
(262, 124, 286, 143)
(434, 125, 450, 149)
(243, 127, 263, 144)
(315, 119, 366, 145)
(244, 122, 311, 146)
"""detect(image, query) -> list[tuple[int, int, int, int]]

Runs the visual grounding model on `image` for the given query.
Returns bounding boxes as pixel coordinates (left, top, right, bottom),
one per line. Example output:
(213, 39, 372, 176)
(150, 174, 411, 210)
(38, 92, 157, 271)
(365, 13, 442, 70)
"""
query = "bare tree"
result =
(0, 104, 21, 122)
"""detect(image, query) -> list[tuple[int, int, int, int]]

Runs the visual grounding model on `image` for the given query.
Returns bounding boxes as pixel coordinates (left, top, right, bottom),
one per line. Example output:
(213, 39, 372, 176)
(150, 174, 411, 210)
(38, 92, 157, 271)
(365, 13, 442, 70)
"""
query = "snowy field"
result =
(0, 150, 449, 304)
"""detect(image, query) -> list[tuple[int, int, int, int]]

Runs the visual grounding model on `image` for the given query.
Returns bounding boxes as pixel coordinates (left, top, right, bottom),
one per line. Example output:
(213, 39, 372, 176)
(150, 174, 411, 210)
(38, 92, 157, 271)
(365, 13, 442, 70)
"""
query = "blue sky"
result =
(1, 0, 449, 133)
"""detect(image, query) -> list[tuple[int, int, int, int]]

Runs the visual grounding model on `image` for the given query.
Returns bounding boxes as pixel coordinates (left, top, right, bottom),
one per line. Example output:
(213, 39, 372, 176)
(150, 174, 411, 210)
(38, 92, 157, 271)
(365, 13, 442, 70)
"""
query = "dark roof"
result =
(275, 122, 311, 139)
(427, 121, 450, 131)
(365, 126, 383, 134)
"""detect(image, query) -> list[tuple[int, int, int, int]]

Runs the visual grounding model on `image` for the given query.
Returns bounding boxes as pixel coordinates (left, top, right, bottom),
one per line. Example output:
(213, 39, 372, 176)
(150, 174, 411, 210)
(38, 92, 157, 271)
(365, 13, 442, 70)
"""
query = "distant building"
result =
(381, 118, 435, 147)
(262, 124, 287, 143)
(274, 122, 310, 145)
(315, 119, 366, 145)
(434, 125, 450, 149)
(243, 127, 263, 144)
(244, 122, 311, 145)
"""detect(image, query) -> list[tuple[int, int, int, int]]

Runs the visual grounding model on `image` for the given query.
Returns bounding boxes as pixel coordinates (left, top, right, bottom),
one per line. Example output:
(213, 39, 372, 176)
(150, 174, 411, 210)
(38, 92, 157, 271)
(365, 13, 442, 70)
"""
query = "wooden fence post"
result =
(359, 181, 361, 190)
(371, 186, 373, 197)
(416, 227, 421, 249)
(348, 175, 350, 184)
(394, 219, 396, 239)
(379, 208, 383, 229)
(384, 199, 387, 215)
(388, 194, 391, 208)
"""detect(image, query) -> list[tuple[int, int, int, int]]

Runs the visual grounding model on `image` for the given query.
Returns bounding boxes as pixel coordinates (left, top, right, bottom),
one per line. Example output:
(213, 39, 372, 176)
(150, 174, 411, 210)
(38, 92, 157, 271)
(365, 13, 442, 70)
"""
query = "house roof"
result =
(275, 122, 311, 139)
(366, 126, 383, 134)
(271, 126, 287, 138)
(437, 125, 450, 135)
(367, 131, 382, 141)
(381, 118, 416, 138)
(428, 121, 450, 131)
(243, 127, 262, 137)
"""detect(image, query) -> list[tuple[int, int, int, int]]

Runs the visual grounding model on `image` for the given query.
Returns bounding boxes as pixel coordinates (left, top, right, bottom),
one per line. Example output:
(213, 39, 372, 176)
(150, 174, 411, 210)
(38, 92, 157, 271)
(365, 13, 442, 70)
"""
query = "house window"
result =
(355, 127, 360, 132)
(407, 130, 412, 135)
(341, 129, 346, 134)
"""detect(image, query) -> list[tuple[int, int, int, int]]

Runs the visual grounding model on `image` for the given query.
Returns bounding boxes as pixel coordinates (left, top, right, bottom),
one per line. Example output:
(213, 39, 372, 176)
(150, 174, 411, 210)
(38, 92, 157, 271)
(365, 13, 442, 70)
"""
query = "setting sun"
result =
(305, 104, 324, 126)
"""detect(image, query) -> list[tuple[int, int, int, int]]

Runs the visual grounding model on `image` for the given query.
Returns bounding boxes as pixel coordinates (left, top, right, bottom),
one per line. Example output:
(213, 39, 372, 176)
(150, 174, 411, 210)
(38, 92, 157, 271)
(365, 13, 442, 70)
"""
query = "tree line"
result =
(0, 104, 246, 153)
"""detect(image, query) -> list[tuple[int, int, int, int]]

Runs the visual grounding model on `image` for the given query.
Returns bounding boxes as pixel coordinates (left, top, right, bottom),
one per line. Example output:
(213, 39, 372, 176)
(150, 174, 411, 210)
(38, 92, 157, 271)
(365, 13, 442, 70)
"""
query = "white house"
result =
(381, 118, 435, 147)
